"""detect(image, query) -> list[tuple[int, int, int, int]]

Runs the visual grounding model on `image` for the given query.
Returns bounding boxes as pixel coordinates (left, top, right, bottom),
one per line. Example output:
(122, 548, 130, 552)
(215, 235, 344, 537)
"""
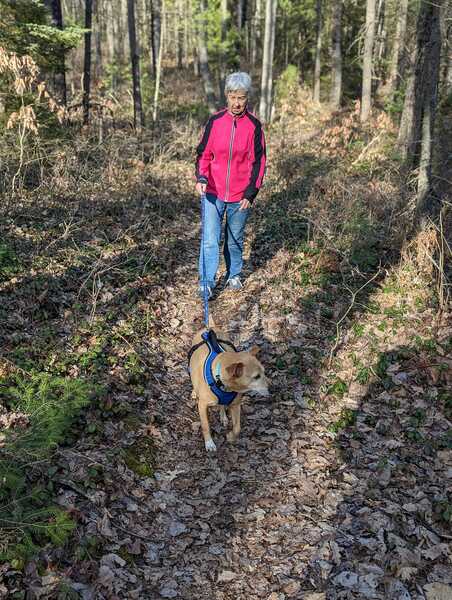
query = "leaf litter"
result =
(0, 96, 451, 599)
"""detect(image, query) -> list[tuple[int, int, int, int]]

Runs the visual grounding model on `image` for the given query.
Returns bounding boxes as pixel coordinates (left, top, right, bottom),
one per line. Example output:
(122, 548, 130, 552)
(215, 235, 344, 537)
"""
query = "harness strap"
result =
(187, 329, 238, 406)
(187, 335, 237, 365)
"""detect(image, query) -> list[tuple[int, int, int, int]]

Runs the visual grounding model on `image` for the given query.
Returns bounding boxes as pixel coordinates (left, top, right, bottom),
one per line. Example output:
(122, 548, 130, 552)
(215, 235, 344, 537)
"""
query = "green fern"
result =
(0, 373, 94, 565)
(4, 373, 93, 455)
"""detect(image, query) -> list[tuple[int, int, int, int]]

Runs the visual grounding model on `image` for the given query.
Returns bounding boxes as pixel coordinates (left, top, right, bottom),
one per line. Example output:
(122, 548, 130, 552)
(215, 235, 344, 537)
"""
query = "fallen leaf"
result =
(217, 571, 237, 583)
(424, 583, 452, 600)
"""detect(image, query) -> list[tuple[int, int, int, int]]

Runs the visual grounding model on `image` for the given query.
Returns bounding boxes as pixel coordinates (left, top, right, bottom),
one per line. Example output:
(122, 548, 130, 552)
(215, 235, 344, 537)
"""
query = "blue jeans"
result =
(199, 194, 250, 288)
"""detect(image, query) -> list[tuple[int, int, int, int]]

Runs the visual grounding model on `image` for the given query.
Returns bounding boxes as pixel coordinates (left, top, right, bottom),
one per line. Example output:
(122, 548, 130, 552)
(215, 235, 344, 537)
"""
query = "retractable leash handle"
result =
(200, 191, 209, 327)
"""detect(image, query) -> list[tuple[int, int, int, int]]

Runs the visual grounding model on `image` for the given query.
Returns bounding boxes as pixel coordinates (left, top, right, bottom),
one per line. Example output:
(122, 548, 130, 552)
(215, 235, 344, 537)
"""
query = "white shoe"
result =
(226, 276, 243, 291)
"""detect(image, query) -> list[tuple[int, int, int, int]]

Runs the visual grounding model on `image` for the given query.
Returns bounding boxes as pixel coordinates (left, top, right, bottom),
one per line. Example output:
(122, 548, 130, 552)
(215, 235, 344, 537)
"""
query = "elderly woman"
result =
(195, 72, 266, 298)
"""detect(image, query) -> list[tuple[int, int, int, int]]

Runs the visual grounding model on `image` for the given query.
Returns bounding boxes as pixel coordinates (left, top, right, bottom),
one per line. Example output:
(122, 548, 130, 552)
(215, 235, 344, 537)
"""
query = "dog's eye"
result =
(254, 374, 260, 380)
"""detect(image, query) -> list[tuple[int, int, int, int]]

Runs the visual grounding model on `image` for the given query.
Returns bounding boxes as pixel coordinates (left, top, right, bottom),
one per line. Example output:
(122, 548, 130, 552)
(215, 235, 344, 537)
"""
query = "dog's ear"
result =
(226, 362, 244, 378)
(249, 346, 260, 356)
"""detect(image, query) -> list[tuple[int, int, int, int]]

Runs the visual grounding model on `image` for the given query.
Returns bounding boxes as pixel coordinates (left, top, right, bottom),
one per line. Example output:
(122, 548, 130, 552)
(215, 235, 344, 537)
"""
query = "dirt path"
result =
(92, 239, 342, 600)
(60, 206, 450, 600)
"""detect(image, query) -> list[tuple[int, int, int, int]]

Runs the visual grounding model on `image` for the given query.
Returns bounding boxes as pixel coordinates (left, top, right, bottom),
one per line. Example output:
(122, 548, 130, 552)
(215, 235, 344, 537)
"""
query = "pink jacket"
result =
(196, 109, 266, 203)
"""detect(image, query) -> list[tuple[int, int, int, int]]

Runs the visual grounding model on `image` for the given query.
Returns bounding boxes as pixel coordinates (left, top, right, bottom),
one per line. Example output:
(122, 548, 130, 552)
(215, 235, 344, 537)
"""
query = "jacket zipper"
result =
(225, 117, 237, 202)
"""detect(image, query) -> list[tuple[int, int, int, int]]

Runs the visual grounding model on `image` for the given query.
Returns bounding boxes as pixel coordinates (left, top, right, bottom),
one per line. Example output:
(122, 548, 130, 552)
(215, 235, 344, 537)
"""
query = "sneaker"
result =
(198, 284, 212, 299)
(226, 276, 243, 291)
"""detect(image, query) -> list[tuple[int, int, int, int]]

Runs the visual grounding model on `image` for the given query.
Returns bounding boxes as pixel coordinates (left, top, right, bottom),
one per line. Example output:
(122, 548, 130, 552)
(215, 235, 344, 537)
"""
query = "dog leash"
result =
(200, 192, 209, 327)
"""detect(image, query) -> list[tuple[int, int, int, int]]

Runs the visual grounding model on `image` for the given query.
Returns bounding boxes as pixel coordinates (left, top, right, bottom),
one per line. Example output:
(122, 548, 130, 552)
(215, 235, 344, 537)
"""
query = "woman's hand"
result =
(239, 198, 251, 210)
(195, 182, 207, 195)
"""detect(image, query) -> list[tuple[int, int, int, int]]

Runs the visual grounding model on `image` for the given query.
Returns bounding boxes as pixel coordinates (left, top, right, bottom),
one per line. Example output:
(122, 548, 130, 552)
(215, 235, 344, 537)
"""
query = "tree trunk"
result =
(259, 0, 277, 123)
(197, 0, 217, 113)
(183, 0, 189, 67)
(361, 0, 377, 122)
(237, 0, 246, 29)
(313, 0, 322, 103)
(44, 0, 67, 105)
(149, 0, 161, 79)
(416, 1, 442, 212)
(398, 66, 416, 161)
(175, 0, 183, 68)
(330, 0, 342, 109)
(374, 0, 385, 62)
(94, 0, 103, 84)
(440, 0, 451, 94)
(387, 0, 408, 96)
(399, 2, 437, 163)
(83, 0, 93, 125)
(251, 0, 262, 67)
(218, 0, 228, 104)
(120, 0, 128, 61)
(127, 0, 145, 130)
(153, 0, 165, 120)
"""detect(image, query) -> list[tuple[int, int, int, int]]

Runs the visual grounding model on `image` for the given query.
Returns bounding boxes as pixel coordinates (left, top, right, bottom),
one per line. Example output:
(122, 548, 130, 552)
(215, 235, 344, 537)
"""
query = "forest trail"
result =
(56, 121, 450, 599)
(2, 109, 451, 600)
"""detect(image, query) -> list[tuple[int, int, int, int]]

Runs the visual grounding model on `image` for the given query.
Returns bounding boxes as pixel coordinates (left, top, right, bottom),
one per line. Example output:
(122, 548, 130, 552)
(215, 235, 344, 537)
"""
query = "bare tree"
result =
(218, 0, 229, 104)
(197, 0, 217, 113)
(387, 0, 408, 96)
(330, 0, 342, 109)
(44, 0, 67, 105)
(153, 0, 165, 120)
(127, 0, 145, 130)
(148, 0, 161, 79)
(93, 0, 103, 84)
(259, 0, 277, 123)
(251, 0, 262, 67)
(237, 0, 247, 29)
(313, 0, 322, 103)
(416, 1, 442, 212)
(398, 0, 443, 213)
(83, 0, 93, 125)
(361, 0, 377, 122)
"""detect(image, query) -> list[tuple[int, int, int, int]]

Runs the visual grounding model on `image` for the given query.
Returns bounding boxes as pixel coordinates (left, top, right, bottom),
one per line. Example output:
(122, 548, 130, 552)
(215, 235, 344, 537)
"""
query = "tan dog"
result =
(189, 321, 269, 452)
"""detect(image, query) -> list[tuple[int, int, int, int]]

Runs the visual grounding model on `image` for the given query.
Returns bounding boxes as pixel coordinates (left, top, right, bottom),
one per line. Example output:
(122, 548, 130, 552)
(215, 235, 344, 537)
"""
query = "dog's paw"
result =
(205, 439, 217, 452)
(227, 432, 238, 443)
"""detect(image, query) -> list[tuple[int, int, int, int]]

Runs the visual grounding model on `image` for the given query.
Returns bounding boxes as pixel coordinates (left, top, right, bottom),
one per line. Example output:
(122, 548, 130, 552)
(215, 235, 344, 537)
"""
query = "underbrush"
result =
(0, 372, 95, 566)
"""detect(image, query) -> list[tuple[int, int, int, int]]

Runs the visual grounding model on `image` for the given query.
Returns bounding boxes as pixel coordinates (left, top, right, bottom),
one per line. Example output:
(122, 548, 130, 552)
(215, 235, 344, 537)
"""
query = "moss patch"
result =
(122, 437, 155, 478)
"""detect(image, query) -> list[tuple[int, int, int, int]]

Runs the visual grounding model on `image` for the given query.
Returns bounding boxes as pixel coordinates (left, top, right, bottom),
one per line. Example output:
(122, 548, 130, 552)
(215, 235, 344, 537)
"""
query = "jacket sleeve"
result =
(244, 121, 266, 202)
(195, 117, 214, 183)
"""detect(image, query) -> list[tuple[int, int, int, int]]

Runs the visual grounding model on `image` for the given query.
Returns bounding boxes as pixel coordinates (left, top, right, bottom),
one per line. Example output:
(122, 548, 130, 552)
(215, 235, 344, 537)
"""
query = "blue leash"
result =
(200, 192, 209, 326)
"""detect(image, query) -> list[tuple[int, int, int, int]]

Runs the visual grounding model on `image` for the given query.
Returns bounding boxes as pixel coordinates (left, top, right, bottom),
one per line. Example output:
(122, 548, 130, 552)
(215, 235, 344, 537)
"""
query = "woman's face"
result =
(227, 90, 248, 115)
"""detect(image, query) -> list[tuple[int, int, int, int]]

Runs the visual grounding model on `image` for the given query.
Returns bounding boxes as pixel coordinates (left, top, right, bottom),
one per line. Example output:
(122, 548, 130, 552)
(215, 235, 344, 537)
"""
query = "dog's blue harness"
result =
(188, 329, 238, 406)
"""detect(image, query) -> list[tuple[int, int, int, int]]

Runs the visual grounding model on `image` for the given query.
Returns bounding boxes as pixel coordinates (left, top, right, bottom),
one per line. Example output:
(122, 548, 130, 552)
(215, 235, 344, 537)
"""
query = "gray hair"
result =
(225, 72, 252, 95)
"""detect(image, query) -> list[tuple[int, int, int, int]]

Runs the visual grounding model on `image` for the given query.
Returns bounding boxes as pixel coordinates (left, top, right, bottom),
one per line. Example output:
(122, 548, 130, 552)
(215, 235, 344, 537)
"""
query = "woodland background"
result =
(0, 0, 451, 598)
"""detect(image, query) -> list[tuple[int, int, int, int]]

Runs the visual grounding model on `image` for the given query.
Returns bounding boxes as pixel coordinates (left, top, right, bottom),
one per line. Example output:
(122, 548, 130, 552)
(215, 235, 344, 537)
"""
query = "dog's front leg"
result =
(219, 406, 229, 428)
(227, 404, 241, 443)
(198, 401, 216, 452)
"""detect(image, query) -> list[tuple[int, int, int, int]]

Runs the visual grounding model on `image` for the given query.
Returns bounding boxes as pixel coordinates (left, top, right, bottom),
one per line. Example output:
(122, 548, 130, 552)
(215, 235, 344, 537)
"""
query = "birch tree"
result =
(361, 0, 377, 122)
(313, 0, 322, 103)
(259, 0, 277, 123)
(251, 0, 262, 67)
(330, 0, 342, 109)
(153, 0, 165, 120)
